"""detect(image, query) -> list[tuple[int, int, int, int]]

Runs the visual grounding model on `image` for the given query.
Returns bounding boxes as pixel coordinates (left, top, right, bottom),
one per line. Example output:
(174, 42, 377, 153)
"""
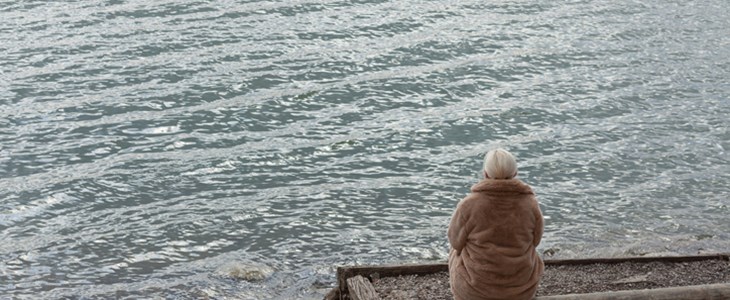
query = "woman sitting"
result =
(448, 148, 544, 300)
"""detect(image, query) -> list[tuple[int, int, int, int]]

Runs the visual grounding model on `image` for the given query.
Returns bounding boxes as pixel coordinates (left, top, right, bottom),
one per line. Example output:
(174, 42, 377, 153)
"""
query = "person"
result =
(448, 148, 544, 300)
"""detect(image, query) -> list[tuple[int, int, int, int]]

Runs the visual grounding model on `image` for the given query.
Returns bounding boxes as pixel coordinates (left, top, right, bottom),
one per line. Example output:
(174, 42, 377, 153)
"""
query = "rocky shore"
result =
(373, 259, 730, 299)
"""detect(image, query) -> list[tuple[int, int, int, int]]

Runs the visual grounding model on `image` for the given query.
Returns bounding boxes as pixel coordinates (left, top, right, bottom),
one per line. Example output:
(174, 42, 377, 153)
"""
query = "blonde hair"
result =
(483, 148, 518, 179)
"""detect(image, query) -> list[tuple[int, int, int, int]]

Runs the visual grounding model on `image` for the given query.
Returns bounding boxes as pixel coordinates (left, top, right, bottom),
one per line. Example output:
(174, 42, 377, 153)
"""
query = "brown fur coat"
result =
(448, 179, 544, 300)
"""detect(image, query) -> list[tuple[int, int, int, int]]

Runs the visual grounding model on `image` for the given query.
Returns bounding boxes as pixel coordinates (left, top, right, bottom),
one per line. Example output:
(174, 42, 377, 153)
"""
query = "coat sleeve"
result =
(448, 200, 469, 253)
(533, 199, 544, 247)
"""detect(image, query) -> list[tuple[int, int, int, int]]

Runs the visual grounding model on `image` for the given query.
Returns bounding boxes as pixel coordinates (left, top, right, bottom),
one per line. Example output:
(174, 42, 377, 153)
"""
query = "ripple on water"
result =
(2, 0, 730, 299)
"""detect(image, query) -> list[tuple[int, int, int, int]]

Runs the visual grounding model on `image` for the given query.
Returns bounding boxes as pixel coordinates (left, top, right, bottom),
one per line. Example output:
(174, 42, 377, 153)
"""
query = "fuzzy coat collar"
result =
(470, 178, 534, 195)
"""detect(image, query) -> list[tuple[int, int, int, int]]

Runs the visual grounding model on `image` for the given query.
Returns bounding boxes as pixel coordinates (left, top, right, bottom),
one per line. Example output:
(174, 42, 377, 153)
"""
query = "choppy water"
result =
(1, 0, 729, 299)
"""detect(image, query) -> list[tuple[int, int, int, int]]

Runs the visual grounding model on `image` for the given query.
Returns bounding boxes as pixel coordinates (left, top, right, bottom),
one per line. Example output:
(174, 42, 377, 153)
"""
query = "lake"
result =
(1, 0, 729, 299)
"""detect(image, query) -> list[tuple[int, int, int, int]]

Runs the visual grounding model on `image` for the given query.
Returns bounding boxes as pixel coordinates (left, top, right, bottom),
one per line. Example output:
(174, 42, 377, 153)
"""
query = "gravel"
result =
(373, 260, 730, 299)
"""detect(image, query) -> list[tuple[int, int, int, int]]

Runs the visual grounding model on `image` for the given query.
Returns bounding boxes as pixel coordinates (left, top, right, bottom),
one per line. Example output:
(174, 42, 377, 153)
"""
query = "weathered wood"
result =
(326, 253, 730, 300)
(336, 263, 447, 298)
(544, 253, 729, 266)
(346, 275, 379, 300)
(338, 263, 447, 285)
(535, 283, 730, 300)
(337, 254, 728, 285)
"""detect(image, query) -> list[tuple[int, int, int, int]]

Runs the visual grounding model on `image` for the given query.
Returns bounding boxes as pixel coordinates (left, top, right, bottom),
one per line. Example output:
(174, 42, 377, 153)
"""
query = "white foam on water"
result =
(0, 193, 74, 227)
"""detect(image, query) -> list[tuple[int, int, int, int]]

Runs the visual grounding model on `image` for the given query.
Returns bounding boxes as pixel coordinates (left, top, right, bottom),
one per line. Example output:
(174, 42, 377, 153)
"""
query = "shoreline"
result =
(328, 253, 730, 299)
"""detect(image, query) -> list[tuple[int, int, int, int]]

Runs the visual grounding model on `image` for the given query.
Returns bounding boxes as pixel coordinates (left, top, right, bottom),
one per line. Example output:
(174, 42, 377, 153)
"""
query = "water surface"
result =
(1, 0, 729, 298)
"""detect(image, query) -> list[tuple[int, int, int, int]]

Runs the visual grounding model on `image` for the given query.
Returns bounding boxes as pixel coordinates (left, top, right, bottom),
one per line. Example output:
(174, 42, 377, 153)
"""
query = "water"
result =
(1, 0, 729, 298)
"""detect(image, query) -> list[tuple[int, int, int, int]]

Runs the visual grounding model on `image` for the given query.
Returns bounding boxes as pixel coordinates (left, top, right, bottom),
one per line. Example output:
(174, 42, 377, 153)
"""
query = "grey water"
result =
(1, 0, 729, 298)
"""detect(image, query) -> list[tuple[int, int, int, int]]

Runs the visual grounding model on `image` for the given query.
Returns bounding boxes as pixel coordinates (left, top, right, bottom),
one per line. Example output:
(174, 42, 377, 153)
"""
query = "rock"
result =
(217, 262, 273, 281)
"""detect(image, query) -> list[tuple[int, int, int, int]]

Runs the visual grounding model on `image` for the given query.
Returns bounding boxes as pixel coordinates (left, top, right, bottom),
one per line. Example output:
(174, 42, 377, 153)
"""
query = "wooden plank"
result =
(535, 283, 730, 300)
(329, 253, 730, 299)
(327, 276, 730, 300)
(346, 275, 379, 300)
(337, 253, 729, 283)
(544, 253, 729, 266)
(336, 263, 448, 298)
(339, 263, 447, 283)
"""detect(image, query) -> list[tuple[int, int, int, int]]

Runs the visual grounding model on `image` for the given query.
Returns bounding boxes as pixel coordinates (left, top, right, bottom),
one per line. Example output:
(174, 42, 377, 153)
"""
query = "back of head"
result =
(483, 148, 518, 179)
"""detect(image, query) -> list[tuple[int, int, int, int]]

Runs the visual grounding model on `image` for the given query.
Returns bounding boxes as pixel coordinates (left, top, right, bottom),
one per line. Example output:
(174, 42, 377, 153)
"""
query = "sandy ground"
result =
(373, 260, 730, 299)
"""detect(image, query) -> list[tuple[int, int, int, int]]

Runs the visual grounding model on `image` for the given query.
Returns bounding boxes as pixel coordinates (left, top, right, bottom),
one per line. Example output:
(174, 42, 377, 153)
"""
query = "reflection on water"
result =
(1, 0, 729, 298)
